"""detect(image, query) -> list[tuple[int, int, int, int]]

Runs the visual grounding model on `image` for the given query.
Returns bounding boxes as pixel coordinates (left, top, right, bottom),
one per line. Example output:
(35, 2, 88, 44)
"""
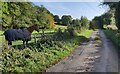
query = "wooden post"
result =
(41, 29, 44, 40)
(34, 34, 36, 44)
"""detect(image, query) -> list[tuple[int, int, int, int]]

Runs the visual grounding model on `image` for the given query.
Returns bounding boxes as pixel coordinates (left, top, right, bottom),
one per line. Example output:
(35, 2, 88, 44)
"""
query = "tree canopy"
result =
(1, 2, 55, 30)
(61, 15, 72, 26)
(102, 1, 120, 30)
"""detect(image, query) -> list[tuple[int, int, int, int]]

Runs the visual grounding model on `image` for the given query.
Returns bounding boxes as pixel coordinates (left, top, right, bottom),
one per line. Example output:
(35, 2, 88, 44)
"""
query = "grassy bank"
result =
(104, 29, 120, 49)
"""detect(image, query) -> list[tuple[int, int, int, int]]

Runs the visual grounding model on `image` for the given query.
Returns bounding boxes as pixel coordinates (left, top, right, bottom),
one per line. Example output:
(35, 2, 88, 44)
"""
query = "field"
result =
(0, 25, 67, 46)
(1, 25, 93, 72)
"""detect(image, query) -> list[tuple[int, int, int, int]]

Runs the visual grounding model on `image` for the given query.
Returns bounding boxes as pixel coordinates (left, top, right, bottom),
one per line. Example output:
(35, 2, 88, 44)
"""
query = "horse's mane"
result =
(27, 25, 36, 33)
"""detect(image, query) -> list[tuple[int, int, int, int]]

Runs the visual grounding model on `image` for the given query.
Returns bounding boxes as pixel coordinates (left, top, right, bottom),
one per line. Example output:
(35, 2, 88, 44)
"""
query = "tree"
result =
(54, 15, 60, 24)
(102, 11, 112, 25)
(1, 2, 55, 30)
(71, 19, 81, 30)
(92, 16, 104, 29)
(61, 15, 72, 26)
(34, 6, 54, 29)
(8, 2, 21, 28)
(2, 2, 10, 29)
(102, 1, 120, 30)
(71, 19, 81, 27)
(89, 21, 97, 30)
(80, 16, 90, 29)
(43, 14, 55, 29)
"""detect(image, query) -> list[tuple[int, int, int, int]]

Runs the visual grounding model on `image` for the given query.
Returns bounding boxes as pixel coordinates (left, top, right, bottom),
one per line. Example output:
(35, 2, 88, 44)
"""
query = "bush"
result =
(67, 27, 77, 37)
(53, 28, 64, 40)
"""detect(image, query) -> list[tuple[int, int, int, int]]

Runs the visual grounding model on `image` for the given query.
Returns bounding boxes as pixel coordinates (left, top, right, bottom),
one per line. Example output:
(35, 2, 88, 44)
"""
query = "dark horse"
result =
(4, 24, 39, 47)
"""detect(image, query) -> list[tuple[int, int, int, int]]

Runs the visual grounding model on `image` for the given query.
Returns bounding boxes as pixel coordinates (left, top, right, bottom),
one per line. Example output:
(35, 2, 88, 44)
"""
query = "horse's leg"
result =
(8, 41, 12, 45)
(26, 40, 28, 47)
(23, 40, 26, 48)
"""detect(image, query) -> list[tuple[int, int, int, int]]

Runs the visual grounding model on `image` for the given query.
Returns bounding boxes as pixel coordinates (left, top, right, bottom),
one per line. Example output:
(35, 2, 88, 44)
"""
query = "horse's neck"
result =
(27, 27, 34, 34)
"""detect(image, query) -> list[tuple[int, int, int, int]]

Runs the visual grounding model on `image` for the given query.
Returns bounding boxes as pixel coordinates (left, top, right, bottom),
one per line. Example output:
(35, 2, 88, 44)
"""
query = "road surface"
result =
(46, 30, 118, 72)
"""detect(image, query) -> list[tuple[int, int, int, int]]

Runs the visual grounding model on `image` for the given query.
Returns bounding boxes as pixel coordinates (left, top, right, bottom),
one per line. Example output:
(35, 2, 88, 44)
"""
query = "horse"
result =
(4, 24, 39, 47)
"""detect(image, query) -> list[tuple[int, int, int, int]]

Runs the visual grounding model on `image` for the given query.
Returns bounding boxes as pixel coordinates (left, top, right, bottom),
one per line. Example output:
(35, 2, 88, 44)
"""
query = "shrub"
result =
(67, 27, 77, 37)
(53, 28, 64, 40)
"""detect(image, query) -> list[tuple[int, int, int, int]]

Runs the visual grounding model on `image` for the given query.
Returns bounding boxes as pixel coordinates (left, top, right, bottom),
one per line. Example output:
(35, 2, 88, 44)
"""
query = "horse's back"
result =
(14, 28, 31, 40)
(4, 28, 31, 41)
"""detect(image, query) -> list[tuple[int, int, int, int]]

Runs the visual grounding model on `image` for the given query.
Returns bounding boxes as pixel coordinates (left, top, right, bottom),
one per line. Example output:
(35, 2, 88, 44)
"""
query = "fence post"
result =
(34, 34, 36, 44)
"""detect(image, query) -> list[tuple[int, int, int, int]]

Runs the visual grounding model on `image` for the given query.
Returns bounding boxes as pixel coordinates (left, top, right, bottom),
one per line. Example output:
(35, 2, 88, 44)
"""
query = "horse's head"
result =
(34, 24, 39, 32)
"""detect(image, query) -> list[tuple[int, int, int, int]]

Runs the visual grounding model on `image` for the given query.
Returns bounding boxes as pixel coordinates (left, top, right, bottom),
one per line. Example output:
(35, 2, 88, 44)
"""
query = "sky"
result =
(32, 2, 108, 20)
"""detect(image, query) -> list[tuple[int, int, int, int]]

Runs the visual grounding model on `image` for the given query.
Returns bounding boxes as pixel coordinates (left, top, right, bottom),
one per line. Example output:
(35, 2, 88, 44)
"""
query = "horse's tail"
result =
(4, 30, 11, 36)
(4, 31, 6, 35)
(4, 30, 13, 45)
(3, 30, 8, 41)
(4, 30, 14, 41)
(4, 30, 7, 36)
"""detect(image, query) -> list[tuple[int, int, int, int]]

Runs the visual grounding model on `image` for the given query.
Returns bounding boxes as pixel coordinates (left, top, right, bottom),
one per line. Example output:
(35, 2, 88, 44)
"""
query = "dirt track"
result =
(46, 30, 118, 72)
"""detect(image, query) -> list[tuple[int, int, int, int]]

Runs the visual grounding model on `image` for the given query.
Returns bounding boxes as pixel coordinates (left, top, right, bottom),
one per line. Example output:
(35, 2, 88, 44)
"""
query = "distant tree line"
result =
(1, 2, 91, 31)
(54, 15, 90, 31)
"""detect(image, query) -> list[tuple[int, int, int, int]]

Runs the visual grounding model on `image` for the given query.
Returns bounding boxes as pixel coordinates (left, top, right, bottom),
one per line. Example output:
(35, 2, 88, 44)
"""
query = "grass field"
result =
(79, 30, 93, 38)
(55, 25, 67, 29)
(0, 25, 67, 45)
(0, 25, 67, 46)
(0, 29, 92, 47)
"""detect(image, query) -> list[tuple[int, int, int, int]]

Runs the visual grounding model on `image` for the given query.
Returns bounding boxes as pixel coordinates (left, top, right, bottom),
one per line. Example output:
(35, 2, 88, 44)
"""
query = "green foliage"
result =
(71, 19, 81, 27)
(92, 16, 104, 29)
(61, 15, 72, 26)
(80, 16, 90, 29)
(102, 1, 120, 30)
(68, 16, 90, 33)
(102, 11, 112, 25)
(53, 28, 64, 40)
(92, 11, 113, 29)
(53, 27, 77, 41)
(67, 27, 77, 37)
(54, 15, 60, 24)
(71, 19, 81, 32)
(89, 21, 95, 30)
(1, 2, 55, 29)
(2, 2, 9, 15)
(54, 15, 90, 32)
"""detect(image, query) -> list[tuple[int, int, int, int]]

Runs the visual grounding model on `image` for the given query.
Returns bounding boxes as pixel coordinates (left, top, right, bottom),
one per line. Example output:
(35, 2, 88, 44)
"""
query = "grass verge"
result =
(104, 29, 120, 49)
(1, 30, 93, 72)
